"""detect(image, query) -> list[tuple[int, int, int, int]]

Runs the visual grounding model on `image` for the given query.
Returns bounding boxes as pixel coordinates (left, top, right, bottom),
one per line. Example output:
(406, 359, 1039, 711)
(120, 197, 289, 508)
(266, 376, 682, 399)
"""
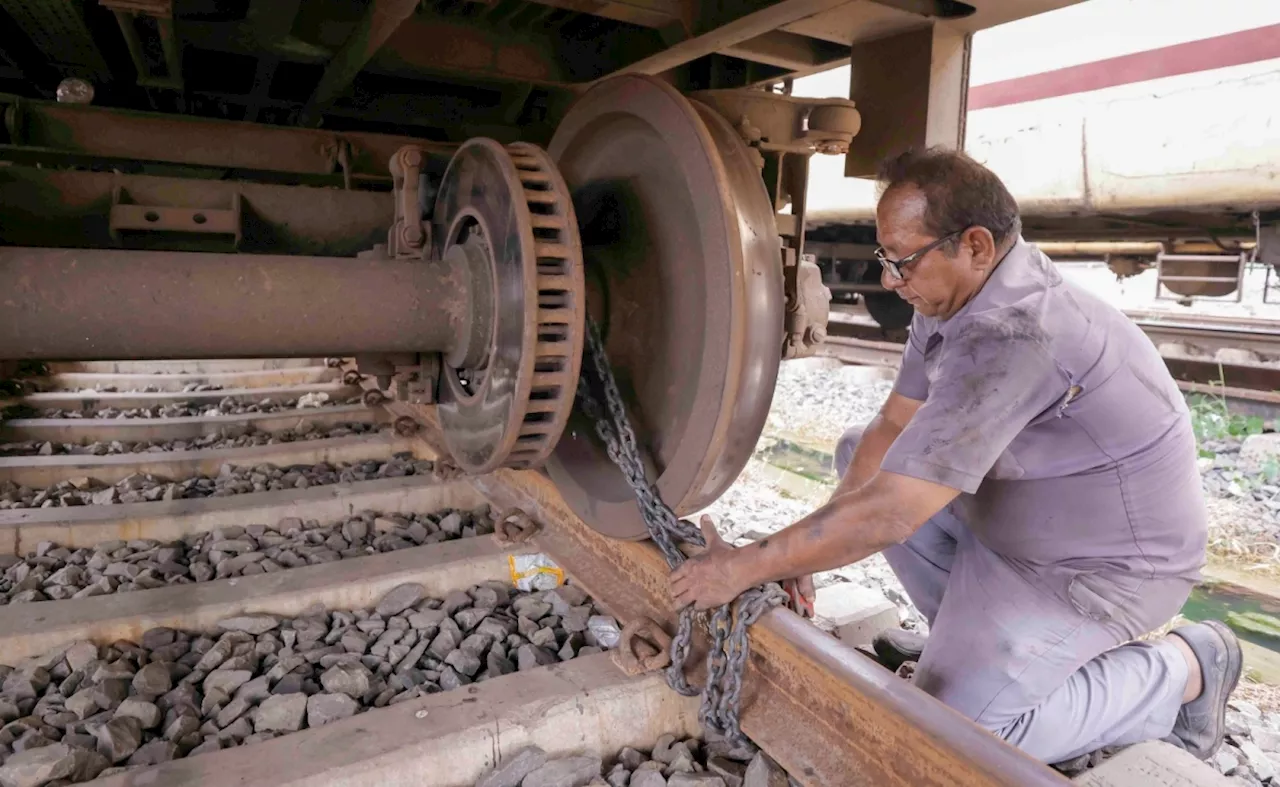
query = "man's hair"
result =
(876, 147, 1022, 248)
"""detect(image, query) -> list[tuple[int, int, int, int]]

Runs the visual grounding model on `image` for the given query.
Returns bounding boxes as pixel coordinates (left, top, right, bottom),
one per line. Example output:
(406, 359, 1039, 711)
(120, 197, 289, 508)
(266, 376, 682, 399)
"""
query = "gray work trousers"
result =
(835, 425, 1193, 764)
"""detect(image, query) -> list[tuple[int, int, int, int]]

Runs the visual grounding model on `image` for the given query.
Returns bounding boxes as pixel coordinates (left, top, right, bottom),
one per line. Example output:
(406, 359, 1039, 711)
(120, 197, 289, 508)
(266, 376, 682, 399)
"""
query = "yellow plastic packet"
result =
(508, 553, 564, 591)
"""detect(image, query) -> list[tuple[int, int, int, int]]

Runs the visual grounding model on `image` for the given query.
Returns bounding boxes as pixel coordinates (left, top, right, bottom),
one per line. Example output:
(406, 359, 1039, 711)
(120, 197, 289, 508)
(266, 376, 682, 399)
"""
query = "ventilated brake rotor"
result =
(431, 140, 585, 474)
(545, 75, 784, 540)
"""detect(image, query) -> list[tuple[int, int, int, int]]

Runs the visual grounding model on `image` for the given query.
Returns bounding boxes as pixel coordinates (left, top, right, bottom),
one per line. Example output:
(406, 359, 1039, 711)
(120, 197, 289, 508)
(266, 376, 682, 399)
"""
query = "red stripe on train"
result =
(969, 22, 1280, 110)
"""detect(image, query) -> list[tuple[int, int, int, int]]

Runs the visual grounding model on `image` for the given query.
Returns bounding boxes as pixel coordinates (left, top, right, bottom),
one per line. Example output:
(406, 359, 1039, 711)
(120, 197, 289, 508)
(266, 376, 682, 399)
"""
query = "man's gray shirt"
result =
(883, 239, 1207, 582)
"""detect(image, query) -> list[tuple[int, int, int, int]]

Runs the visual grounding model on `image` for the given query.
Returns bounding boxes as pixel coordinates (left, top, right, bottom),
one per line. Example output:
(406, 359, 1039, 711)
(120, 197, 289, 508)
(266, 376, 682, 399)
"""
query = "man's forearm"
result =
(730, 475, 925, 588)
(841, 415, 901, 494)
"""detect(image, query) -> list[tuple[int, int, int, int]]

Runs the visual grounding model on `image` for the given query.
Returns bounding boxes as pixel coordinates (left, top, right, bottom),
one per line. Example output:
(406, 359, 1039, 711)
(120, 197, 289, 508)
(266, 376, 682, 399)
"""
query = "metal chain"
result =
(575, 318, 786, 743)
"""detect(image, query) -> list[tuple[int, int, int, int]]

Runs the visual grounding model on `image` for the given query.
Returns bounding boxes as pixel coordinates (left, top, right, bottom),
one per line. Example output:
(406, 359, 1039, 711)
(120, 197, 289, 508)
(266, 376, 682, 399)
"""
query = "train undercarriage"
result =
(0, 0, 1085, 536)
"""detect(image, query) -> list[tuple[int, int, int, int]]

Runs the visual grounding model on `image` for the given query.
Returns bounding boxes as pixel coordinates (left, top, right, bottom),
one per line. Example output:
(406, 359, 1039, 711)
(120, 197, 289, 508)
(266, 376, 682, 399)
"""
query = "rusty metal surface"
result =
(0, 166, 393, 256)
(0, 0, 109, 79)
(544, 74, 783, 540)
(429, 139, 585, 474)
(0, 248, 467, 360)
(446, 448, 1070, 787)
(0, 94, 452, 182)
(300, 0, 420, 125)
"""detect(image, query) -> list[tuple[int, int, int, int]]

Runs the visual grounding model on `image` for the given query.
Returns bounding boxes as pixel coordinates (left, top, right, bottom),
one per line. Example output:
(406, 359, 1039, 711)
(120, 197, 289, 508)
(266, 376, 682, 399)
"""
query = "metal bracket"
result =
(690, 90, 861, 156)
(108, 186, 242, 248)
(613, 617, 674, 675)
(492, 507, 540, 547)
(101, 0, 184, 91)
(391, 353, 441, 405)
(388, 145, 434, 259)
(782, 253, 832, 359)
(1155, 252, 1246, 304)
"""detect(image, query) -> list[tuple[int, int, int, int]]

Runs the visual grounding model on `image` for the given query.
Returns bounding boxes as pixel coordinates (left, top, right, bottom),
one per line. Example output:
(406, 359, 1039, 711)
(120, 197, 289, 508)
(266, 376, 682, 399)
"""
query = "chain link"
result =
(575, 319, 786, 743)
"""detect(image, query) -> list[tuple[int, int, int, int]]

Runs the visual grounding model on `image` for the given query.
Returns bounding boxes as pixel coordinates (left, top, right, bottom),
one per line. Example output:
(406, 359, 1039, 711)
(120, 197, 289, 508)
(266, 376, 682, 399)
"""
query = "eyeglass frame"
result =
(874, 229, 965, 281)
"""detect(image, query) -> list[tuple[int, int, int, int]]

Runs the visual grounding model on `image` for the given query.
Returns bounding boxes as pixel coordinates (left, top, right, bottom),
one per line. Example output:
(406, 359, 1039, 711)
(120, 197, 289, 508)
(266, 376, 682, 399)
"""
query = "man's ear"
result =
(963, 226, 998, 272)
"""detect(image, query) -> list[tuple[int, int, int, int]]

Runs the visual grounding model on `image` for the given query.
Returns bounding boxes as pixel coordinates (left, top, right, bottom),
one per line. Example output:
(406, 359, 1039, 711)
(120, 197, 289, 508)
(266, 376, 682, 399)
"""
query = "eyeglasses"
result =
(874, 230, 963, 281)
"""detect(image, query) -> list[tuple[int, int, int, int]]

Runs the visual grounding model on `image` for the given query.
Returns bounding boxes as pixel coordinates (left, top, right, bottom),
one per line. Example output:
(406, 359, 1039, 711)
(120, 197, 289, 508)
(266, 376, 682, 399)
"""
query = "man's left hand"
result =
(669, 515, 753, 611)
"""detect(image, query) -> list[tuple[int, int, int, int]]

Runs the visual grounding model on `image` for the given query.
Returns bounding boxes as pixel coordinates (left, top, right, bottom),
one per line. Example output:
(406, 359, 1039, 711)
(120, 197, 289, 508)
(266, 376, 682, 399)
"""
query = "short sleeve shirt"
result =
(881, 240, 1207, 580)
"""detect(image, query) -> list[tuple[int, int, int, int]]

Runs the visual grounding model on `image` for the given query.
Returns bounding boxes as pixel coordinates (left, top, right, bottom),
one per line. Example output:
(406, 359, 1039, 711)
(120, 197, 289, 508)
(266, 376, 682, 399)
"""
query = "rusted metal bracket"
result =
(108, 187, 242, 248)
(492, 507, 540, 547)
(782, 253, 832, 359)
(431, 456, 465, 483)
(613, 616, 674, 675)
(392, 354, 441, 406)
(691, 90, 861, 156)
(393, 415, 420, 437)
(388, 146, 434, 259)
(101, 0, 184, 91)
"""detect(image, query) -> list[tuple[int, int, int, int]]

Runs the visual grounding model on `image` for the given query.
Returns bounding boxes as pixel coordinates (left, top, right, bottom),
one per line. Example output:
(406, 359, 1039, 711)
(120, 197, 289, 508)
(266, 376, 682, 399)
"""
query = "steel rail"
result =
(364, 384, 1068, 787)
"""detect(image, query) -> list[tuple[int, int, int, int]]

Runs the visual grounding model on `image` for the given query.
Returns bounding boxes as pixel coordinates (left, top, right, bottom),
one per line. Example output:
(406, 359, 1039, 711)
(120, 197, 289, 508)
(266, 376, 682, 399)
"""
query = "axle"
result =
(0, 248, 474, 361)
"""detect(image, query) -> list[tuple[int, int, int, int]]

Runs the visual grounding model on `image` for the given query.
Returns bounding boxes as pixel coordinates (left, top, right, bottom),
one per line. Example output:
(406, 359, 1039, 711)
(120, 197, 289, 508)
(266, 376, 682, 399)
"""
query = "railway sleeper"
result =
(2, 383, 362, 416)
(0, 415, 384, 459)
(44, 360, 330, 375)
(24, 367, 340, 395)
(0, 433, 426, 503)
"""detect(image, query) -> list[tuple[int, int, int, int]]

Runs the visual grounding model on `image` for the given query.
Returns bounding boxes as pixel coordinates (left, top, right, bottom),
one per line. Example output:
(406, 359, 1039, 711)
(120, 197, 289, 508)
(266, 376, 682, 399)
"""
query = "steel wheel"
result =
(545, 75, 784, 540)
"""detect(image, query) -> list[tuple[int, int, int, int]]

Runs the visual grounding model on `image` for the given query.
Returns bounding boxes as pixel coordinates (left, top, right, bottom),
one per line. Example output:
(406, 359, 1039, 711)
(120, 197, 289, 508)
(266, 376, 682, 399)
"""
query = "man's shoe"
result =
(1168, 620, 1243, 760)
(871, 628, 927, 673)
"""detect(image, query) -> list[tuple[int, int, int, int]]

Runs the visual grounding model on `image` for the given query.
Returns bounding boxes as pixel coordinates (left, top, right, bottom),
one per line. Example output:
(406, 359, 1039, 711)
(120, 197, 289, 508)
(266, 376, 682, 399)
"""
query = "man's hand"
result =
(787, 573, 816, 616)
(669, 515, 753, 611)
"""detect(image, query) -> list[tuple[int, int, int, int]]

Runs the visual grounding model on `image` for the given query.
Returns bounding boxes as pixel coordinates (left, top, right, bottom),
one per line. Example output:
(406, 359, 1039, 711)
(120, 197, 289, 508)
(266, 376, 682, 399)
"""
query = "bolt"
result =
(401, 223, 424, 247)
(362, 389, 386, 407)
(394, 416, 420, 437)
(808, 325, 827, 344)
(400, 147, 423, 168)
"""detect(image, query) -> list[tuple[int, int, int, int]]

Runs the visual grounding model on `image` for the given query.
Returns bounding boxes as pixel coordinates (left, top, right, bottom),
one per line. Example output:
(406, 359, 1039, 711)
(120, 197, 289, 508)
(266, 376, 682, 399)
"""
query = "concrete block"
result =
(1073, 741, 1233, 786)
(813, 583, 898, 647)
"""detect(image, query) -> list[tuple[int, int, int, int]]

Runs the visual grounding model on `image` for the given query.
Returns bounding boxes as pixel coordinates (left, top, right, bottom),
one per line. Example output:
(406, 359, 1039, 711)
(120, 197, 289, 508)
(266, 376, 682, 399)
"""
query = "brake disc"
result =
(545, 75, 784, 540)
(431, 139, 586, 473)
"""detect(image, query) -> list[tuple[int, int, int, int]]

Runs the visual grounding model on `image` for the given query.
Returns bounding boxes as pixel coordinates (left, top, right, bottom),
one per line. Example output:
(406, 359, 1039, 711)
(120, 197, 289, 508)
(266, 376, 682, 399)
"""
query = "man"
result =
(670, 148, 1241, 765)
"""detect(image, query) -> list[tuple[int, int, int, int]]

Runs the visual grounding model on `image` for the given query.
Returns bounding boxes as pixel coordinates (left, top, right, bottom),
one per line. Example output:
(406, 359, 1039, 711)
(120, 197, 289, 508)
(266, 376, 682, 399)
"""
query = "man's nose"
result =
(881, 265, 905, 291)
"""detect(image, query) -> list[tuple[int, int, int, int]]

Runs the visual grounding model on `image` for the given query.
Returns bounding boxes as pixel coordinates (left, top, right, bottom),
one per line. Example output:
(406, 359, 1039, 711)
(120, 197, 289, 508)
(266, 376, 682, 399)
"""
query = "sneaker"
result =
(871, 628, 927, 673)
(1168, 620, 1243, 760)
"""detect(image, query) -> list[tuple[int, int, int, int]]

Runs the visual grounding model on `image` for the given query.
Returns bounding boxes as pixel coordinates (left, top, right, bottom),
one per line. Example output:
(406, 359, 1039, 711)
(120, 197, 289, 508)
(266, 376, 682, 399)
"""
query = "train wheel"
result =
(544, 75, 784, 540)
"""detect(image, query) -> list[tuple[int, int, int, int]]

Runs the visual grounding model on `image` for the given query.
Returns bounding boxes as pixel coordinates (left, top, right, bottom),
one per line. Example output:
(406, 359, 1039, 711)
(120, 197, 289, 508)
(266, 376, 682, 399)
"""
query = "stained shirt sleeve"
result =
(892, 313, 930, 401)
(881, 315, 1068, 493)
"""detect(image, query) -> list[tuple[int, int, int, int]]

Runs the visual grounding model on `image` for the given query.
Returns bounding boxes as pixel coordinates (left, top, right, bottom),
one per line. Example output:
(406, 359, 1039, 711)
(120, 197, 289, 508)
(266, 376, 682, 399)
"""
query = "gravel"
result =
(472, 734, 792, 787)
(0, 420, 386, 458)
(763, 358, 894, 450)
(1203, 700, 1280, 784)
(0, 454, 437, 510)
(1195, 436, 1280, 572)
(0, 507, 494, 605)
(0, 581, 613, 785)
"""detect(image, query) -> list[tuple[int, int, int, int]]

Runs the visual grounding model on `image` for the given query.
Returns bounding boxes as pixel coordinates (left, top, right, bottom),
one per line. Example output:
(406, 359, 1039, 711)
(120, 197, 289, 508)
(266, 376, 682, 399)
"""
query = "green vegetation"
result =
(1227, 611, 1280, 642)
(1188, 390, 1264, 452)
